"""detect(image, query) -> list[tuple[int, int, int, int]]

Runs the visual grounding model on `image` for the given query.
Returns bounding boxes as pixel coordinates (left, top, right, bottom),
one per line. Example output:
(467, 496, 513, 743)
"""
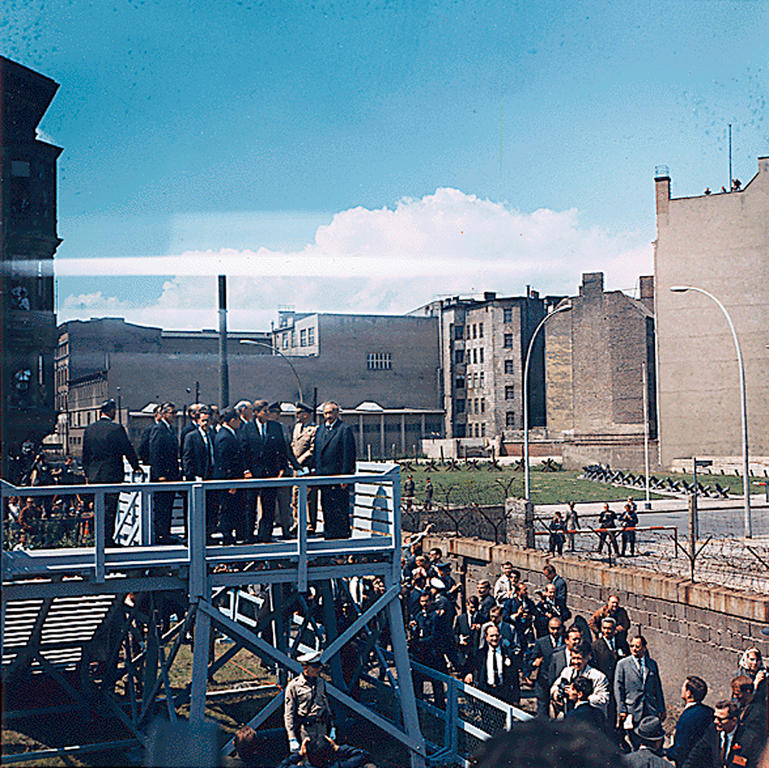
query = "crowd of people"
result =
(398, 538, 769, 767)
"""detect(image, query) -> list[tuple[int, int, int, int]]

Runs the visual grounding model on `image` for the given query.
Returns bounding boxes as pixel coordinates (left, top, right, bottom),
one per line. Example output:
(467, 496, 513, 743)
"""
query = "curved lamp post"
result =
(523, 299, 572, 499)
(670, 285, 751, 538)
(239, 339, 304, 402)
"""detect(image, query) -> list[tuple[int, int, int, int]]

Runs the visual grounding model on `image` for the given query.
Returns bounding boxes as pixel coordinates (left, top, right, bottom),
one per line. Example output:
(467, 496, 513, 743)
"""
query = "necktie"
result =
(495, 650, 501, 686)
(720, 733, 727, 765)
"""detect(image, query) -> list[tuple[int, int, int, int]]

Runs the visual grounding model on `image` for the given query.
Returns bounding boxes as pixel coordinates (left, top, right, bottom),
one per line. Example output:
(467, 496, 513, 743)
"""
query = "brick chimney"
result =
(654, 165, 670, 218)
(639, 275, 654, 312)
(580, 272, 604, 300)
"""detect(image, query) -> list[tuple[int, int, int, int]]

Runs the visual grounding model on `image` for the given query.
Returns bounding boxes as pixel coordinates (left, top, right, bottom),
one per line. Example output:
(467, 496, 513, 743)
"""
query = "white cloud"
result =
(57, 188, 653, 328)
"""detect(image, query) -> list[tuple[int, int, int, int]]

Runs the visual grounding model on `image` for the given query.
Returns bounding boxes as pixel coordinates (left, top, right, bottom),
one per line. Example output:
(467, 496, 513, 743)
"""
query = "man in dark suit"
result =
(182, 406, 215, 481)
(665, 676, 714, 767)
(238, 399, 298, 542)
(731, 675, 767, 761)
(138, 404, 162, 464)
(182, 406, 215, 540)
(591, 616, 629, 741)
(529, 617, 564, 717)
(148, 402, 180, 544)
(214, 408, 246, 544)
(565, 676, 606, 733)
(683, 699, 758, 768)
(81, 399, 141, 546)
(547, 625, 585, 693)
(313, 401, 356, 540)
(465, 624, 521, 705)
(179, 403, 203, 452)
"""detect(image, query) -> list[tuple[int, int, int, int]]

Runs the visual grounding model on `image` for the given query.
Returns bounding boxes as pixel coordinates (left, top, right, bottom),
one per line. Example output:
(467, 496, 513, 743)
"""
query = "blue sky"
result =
(5, 0, 768, 329)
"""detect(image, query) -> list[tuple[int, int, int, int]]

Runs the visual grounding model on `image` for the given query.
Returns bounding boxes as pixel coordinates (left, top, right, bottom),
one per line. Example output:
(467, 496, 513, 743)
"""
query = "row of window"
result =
(468, 423, 487, 437)
(280, 326, 316, 349)
(367, 352, 392, 370)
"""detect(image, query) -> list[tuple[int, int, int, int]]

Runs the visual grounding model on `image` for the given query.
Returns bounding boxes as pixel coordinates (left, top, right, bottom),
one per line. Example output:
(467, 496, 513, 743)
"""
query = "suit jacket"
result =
(138, 422, 156, 464)
(566, 701, 606, 733)
(82, 417, 140, 484)
(148, 420, 180, 481)
(614, 654, 666, 723)
(468, 642, 520, 689)
(547, 646, 571, 689)
(683, 722, 758, 768)
(531, 633, 564, 687)
(313, 419, 356, 477)
(182, 427, 215, 480)
(591, 635, 629, 686)
(665, 702, 714, 767)
(214, 426, 246, 480)
(239, 419, 296, 478)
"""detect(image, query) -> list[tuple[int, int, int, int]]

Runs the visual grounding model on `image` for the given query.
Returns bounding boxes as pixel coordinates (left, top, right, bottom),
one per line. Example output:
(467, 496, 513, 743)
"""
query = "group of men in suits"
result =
(82, 396, 357, 545)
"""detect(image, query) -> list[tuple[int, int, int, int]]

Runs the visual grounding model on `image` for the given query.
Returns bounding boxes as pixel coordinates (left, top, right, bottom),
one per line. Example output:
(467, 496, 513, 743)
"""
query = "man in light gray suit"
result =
(615, 635, 666, 749)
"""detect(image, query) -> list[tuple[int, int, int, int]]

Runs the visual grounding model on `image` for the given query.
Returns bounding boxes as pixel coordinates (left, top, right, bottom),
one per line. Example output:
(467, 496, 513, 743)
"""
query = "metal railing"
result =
(533, 525, 679, 558)
(363, 660, 532, 767)
(1, 462, 402, 593)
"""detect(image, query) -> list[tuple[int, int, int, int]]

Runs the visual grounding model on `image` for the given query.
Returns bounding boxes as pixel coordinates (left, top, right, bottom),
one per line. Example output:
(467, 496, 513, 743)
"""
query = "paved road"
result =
(535, 494, 769, 539)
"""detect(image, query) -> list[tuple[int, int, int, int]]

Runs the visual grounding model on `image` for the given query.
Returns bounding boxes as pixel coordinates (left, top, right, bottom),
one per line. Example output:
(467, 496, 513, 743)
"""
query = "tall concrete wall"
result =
(654, 157, 769, 467)
(424, 535, 769, 712)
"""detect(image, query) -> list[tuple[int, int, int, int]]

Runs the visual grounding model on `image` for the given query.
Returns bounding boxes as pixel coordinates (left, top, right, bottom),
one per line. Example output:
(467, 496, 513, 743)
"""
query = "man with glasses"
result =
(683, 699, 756, 768)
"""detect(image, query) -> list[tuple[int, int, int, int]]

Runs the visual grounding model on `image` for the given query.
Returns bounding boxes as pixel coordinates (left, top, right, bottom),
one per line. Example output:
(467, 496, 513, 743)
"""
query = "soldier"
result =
(291, 402, 318, 532)
(597, 503, 619, 557)
(284, 651, 332, 753)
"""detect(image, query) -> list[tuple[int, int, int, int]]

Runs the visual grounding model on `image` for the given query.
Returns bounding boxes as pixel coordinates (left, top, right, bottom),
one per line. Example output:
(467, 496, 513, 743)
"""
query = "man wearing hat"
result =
(82, 398, 142, 546)
(291, 402, 318, 532)
(284, 651, 332, 753)
(625, 716, 670, 767)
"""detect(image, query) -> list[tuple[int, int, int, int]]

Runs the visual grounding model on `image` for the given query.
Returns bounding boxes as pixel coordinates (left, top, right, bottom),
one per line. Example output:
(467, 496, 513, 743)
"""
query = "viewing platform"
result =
(1, 463, 428, 768)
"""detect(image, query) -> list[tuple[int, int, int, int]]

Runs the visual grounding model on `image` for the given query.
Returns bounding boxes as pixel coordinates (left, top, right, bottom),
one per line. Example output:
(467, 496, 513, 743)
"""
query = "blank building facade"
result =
(654, 157, 769, 468)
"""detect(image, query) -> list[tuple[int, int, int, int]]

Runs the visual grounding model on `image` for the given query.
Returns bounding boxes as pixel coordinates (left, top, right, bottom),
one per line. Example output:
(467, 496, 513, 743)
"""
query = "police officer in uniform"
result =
(284, 651, 332, 752)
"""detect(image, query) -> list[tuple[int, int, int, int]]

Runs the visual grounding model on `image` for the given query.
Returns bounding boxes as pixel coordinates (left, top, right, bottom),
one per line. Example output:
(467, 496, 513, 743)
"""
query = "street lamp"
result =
(523, 299, 572, 499)
(239, 339, 304, 402)
(670, 285, 751, 537)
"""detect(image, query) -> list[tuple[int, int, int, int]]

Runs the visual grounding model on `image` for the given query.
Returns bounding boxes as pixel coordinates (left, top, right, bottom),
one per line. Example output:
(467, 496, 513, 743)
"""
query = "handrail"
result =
(1, 465, 402, 593)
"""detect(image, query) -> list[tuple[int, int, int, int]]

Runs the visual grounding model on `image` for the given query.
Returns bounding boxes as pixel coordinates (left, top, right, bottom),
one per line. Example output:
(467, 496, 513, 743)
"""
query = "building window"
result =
(481, 423, 486, 437)
(307, 327, 315, 345)
(455, 376, 465, 389)
(472, 348, 477, 364)
(506, 411, 516, 427)
(282, 333, 289, 349)
(300, 329, 307, 347)
(503, 333, 513, 348)
(479, 348, 484, 363)
(472, 324, 477, 339)
(478, 323, 484, 338)
(367, 352, 392, 370)
(504, 359, 514, 374)
(456, 399, 465, 413)
(480, 371, 485, 387)
(503, 308, 513, 323)
(481, 398, 486, 413)
(505, 385, 515, 400)
(455, 325, 464, 340)
(455, 350, 464, 364)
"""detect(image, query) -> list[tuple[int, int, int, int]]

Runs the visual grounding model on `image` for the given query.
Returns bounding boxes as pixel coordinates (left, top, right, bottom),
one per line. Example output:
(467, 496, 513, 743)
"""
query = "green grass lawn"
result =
(400, 464, 756, 507)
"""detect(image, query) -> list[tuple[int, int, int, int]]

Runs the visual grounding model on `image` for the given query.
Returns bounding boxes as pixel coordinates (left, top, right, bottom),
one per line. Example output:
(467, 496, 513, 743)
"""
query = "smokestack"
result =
(218, 275, 229, 408)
